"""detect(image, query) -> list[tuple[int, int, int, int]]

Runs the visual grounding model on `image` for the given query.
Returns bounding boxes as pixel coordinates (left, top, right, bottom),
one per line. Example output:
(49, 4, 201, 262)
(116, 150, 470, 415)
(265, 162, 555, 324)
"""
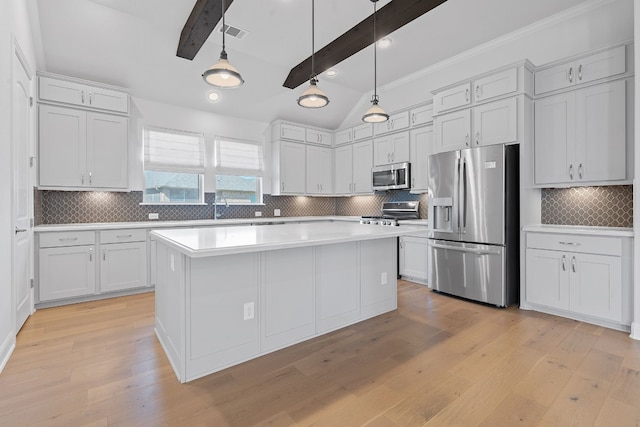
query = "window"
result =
(143, 127, 205, 204)
(215, 137, 264, 204)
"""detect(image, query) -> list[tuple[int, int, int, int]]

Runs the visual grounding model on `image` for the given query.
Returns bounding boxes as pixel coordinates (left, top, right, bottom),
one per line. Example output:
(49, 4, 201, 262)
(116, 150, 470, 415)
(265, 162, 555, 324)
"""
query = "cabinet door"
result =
(535, 63, 575, 95)
(306, 128, 332, 146)
(399, 236, 428, 282)
(410, 104, 434, 127)
(39, 245, 96, 301)
(353, 123, 373, 141)
(534, 92, 575, 185)
(361, 239, 397, 318)
(352, 140, 373, 194)
(335, 129, 353, 145)
(306, 145, 332, 194)
(87, 112, 128, 189)
(569, 253, 622, 322)
(525, 249, 569, 310)
(87, 86, 129, 114)
(410, 126, 433, 191)
(100, 242, 148, 293)
(390, 132, 410, 163)
(433, 82, 471, 114)
(279, 124, 306, 142)
(39, 105, 86, 187)
(574, 80, 626, 182)
(434, 109, 471, 153)
(334, 145, 353, 195)
(375, 111, 409, 135)
(473, 97, 517, 147)
(473, 67, 518, 103)
(280, 142, 306, 194)
(374, 136, 392, 166)
(575, 45, 626, 86)
(39, 76, 86, 107)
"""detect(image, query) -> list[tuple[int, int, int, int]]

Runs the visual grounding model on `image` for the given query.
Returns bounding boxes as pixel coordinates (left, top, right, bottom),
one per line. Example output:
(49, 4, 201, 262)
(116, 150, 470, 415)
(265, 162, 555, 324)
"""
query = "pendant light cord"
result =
(221, 0, 226, 54)
(373, 0, 378, 100)
(311, 0, 315, 80)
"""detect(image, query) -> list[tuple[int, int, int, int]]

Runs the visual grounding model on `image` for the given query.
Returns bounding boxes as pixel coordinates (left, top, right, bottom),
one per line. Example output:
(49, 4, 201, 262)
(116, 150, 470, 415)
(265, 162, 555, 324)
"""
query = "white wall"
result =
(341, 0, 634, 127)
(0, 0, 37, 371)
(128, 97, 271, 194)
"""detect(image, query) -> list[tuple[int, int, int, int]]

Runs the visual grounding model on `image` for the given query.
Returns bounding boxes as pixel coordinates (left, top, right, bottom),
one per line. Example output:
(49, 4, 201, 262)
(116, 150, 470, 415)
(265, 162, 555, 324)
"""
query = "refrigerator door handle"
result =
(430, 242, 502, 256)
(461, 158, 467, 234)
(456, 156, 462, 233)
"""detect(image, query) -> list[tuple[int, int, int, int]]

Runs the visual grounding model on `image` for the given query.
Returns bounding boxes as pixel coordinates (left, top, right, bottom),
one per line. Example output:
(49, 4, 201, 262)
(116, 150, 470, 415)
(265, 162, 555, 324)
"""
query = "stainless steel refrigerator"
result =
(427, 144, 519, 307)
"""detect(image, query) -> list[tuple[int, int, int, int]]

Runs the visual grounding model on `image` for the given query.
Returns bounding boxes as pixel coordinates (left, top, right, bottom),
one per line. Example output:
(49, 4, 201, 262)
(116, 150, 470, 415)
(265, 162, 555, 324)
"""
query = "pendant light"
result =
(202, 0, 244, 88)
(362, 0, 389, 123)
(297, 0, 329, 108)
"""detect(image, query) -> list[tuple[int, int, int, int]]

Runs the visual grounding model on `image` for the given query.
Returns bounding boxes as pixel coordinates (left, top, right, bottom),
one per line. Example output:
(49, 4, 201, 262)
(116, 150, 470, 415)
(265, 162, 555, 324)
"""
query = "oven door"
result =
(428, 239, 506, 306)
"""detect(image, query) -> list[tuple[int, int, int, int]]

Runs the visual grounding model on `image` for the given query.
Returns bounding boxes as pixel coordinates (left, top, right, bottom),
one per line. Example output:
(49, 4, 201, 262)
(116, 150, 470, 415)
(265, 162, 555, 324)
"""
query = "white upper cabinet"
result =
(274, 122, 306, 142)
(535, 45, 626, 95)
(433, 82, 471, 114)
(39, 74, 129, 114)
(534, 80, 627, 186)
(306, 145, 332, 194)
(335, 129, 353, 146)
(410, 126, 434, 192)
(473, 67, 518, 103)
(272, 141, 306, 195)
(409, 104, 434, 127)
(434, 109, 471, 152)
(374, 111, 410, 136)
(86, 112, 129, 189)
(352, 123, 374, 141)
(352, 140, 374, 194)
(305, 128, 332, 146)
(374, 132, 410, 166)
(472, 97, 518, 147)
(334, 145, 353, 195)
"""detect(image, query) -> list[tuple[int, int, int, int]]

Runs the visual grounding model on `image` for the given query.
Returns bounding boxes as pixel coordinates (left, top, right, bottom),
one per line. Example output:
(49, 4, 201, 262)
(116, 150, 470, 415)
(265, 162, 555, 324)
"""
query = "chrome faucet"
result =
(214, 194, 229, 219)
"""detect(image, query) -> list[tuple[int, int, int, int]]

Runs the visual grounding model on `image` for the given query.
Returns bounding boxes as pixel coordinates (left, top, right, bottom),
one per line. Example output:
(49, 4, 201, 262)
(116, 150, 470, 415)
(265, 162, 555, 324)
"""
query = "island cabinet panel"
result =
(187, 253, 260, 379)
(262, 247, 315, 352)
(360, 239, 397, 319)
(317, 242, 359, 333)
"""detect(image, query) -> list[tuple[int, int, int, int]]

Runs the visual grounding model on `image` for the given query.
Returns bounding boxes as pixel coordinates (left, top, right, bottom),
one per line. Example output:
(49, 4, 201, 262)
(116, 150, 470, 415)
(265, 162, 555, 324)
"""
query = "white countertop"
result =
(151, 222, 430, 258)
(34, 216, 361, 232)
(523, 224, 634, 237)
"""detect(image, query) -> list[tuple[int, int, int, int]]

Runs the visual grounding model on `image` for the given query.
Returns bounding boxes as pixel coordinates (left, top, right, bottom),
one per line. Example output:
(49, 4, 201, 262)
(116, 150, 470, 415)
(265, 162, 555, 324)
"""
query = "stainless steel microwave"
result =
(372, 162, 411, 191)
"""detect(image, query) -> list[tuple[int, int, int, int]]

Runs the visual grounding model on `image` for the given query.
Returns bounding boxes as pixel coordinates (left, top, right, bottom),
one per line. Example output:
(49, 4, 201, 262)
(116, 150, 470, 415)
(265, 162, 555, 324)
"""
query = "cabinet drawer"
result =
(39, 231, 96, 248)
(526, 232, 621, 256)
(100, 229, 147, 244)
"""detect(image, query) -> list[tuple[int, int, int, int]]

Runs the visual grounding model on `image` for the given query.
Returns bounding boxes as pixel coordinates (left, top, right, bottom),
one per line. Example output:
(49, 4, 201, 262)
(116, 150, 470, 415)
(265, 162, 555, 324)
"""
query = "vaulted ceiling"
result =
(33, 0, 588, 129)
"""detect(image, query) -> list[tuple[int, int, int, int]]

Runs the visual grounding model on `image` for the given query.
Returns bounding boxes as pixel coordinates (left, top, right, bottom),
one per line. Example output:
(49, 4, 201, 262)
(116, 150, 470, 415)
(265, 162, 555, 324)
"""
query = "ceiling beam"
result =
(177, 0, 235, 60)
(283, 0, 448, 89)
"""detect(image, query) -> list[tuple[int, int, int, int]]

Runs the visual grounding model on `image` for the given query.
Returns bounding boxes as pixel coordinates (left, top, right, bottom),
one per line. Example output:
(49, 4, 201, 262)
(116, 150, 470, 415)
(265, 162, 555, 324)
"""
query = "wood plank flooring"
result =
(1, 281, 639, 426)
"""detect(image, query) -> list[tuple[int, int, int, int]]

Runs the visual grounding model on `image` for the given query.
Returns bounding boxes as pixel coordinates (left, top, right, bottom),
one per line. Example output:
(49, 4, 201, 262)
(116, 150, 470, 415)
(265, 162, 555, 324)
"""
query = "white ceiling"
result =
(33, 0, 588, 129)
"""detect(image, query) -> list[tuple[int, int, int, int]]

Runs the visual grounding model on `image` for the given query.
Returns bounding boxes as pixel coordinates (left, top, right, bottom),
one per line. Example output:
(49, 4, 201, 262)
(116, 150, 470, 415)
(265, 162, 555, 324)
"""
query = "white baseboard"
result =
(0, 333, 16, 374)
(631, 322, 640, 341)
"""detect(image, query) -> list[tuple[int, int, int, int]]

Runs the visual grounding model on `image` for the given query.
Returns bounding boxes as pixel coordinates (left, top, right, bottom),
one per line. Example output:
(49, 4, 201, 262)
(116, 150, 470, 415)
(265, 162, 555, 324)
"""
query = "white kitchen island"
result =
(151, 221, 428, 383)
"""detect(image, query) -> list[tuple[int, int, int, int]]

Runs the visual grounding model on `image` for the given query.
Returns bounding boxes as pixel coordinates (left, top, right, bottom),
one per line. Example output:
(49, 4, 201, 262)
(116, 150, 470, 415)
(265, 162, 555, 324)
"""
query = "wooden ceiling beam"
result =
(283, 0, 448, 89)
(177, 0, 235, 60)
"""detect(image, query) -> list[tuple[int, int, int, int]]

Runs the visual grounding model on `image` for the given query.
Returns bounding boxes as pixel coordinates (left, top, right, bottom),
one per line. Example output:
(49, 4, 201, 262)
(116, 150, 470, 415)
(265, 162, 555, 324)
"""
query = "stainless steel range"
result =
(359, 201, 420, 226)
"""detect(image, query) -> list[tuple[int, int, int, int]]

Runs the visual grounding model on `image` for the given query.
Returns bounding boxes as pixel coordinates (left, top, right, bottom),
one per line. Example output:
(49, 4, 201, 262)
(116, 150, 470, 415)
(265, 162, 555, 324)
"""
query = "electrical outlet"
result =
(274, 209, 281, 217)
(381, 272, 388, 285)
(244, 302, 254, 320)
(148, 213, 159, 220)
(255, 211, 262, 217)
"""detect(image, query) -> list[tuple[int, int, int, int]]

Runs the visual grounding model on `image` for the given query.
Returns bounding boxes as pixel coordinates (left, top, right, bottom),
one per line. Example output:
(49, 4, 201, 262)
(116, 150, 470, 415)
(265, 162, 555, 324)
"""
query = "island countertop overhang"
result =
(150, 222, 429, 258)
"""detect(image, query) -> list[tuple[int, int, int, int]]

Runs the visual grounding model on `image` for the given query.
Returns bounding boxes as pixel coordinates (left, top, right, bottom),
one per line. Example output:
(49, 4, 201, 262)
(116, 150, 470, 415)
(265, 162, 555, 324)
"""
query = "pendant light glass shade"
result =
(202, 0, 244, 89)
(363, 0, 388, 123)
(297, 0, 329, 108)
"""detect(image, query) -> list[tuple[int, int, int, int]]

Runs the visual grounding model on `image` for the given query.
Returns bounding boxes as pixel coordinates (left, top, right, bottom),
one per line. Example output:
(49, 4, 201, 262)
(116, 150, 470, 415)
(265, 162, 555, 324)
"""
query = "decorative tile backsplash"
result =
(36, 190, 427, 225)
(541, 185, 633, 228)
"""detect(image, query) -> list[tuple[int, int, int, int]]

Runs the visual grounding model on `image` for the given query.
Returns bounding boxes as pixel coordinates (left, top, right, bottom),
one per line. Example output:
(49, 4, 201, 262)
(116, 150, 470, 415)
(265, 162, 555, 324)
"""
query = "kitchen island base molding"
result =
(154, 238, 397, 383)
(632, 322, 640, 341)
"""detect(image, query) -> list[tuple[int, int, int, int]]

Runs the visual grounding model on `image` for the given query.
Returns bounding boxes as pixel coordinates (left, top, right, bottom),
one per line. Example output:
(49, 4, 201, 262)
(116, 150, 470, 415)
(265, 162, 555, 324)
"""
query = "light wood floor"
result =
(1, 281, 639, 426)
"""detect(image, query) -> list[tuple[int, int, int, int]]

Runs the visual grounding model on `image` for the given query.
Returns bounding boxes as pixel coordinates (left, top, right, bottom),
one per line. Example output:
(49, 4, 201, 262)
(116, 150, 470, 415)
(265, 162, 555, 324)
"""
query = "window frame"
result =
(214, 136, 265, 206)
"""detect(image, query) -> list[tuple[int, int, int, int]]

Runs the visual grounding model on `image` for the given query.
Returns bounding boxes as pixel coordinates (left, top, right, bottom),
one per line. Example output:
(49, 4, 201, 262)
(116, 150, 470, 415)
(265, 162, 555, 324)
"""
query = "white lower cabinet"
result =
(99, 229, 148, 293)
(399, 235, 428, 284)
(38, 231, 96, 302)
(523, 230, 632, 330)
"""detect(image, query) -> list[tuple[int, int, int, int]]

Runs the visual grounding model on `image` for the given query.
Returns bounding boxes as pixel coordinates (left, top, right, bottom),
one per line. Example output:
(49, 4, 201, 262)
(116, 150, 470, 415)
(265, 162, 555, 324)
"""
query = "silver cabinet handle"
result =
(465, 88, 469, 102)
(578, 163, 583, 179)
(89, 92, 92, 105)
(15, 227, 27, 234)
(561, 255, 566, 271)
(571, 256, 576, 273)
(391, 152, 394, 162)
(116, 234, 133, 239)
(89, 172, 92, 185)
(103, 249, 106, 261)
(475, 131, 480, 145)
(412, 177, 415, 187)
(569, 164, 574, 180)
(411, 113, 415, 124)
(81, 172, 85, 185)
(81, 90, 85, 104)
(568, 67, 574, 83)
(281, 182, 284, 192)
(475, 84, 480, 100)
(89, 247, 93, 262)
(559, 241, 581, 246)
(578, 64, 583, 81)
(465, 133, 469, 147)
(354, 182, 357, 192)
(59, 237, 78, 242)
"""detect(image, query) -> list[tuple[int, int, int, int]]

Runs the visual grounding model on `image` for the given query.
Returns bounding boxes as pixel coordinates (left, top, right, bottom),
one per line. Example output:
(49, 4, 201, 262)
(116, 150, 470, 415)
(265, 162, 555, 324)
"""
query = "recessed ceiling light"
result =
(208, 91, 221, 102)
(377, 37, 392, 49)
(326, 69, 338, 77)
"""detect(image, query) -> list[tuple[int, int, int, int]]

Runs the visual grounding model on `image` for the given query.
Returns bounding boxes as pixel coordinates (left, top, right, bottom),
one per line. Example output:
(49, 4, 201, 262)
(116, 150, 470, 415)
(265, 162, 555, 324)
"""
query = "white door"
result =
(434, 109, 471, 153)
(473, 97, 518, 147)
(280, 142, 306, 194)
(87, 112, 128, 189)
(12, 43, 34, 332)
(390, 132, 410, 163)
(525, 249, 570, 310)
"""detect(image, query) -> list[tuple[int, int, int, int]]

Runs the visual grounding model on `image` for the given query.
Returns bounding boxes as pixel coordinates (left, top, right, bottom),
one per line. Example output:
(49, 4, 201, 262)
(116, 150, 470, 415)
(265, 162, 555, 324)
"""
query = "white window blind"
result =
(144, 127, 205, 174)
(215, 137, 264, 177)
